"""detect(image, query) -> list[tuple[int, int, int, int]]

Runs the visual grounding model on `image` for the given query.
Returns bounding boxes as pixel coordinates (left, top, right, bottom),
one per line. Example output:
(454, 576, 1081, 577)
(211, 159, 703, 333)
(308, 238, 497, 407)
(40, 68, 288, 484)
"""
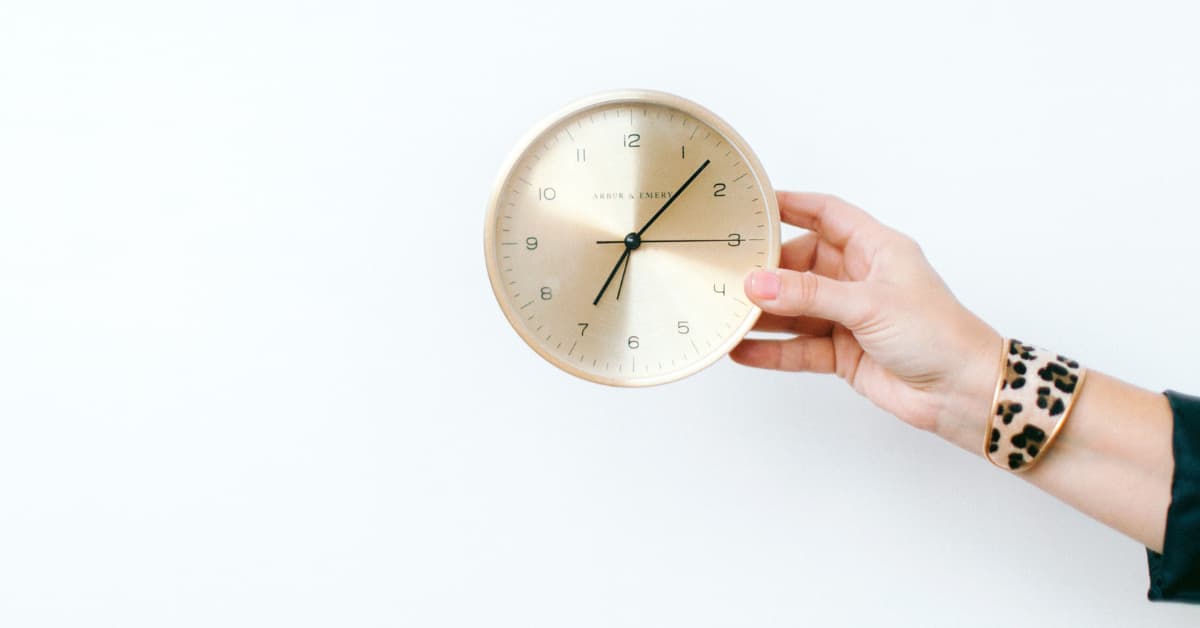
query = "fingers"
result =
(730, 336, 836, 373)
(745, 268, 873, 329)
(779, 232, 819, 271)
(777, 191, 880, 248)
(752, 312, 835, 336)
(758, 193, 885, 332)
(759, 233, 846, 335)
(781, 232, 846, 280)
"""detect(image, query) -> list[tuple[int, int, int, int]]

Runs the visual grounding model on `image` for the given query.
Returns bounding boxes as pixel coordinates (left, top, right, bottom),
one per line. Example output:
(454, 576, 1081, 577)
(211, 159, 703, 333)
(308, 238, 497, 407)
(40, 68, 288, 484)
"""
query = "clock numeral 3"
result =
(727, 233, 743, 247)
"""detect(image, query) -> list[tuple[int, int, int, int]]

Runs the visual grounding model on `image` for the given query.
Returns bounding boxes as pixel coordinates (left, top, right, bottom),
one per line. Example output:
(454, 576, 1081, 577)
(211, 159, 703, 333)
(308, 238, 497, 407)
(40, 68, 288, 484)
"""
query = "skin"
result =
(732, 191, 1174, 553)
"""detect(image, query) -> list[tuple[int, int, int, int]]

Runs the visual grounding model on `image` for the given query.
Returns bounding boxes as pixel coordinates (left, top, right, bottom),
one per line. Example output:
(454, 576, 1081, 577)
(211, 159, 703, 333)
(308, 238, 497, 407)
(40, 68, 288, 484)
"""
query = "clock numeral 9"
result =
(538, 187, 556, 201)
(623, 133, 640, 148)
(525, 236, 538, 250)
(713, 182, 727, 197)
(677, 321, 690, 335)
(627, 335, 640, 349)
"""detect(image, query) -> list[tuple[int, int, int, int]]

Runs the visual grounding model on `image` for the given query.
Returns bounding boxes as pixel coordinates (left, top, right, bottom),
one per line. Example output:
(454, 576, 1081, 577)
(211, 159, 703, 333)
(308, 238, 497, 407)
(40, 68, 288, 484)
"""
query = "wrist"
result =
(931, 322, 1004, 453)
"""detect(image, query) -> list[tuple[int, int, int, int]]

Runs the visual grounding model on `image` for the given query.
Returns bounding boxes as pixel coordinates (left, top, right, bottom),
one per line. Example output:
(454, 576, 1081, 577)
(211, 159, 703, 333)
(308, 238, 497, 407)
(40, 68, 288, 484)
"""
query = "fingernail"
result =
(747, 270, 780, 300)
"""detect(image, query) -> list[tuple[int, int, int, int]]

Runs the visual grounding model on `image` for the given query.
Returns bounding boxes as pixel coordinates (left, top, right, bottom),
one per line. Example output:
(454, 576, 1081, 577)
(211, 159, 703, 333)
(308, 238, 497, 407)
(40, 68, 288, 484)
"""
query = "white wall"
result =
(2, 1, 1199, 625)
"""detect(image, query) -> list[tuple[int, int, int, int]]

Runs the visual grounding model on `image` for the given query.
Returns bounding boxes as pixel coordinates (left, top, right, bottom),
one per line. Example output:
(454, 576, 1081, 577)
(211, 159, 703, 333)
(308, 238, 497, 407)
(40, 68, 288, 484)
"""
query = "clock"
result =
(483, 90, 781, 386)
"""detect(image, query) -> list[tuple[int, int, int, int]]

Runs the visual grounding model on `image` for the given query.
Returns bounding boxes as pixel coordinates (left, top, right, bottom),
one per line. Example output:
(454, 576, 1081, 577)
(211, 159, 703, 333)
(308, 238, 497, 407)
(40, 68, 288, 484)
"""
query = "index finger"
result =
(776, 191, 880, 248)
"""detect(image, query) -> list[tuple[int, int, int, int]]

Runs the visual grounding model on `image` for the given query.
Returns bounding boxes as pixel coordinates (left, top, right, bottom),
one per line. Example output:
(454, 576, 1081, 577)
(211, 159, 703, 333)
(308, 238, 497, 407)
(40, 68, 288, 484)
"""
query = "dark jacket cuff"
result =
(1147, 390, 1200, 602)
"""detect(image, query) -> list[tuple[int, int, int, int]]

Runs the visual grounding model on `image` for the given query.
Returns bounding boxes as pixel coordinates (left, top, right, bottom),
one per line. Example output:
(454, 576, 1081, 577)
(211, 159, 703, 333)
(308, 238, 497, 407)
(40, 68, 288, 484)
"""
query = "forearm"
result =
(735, 191, 1178, 554)
(936, 348, 1174, 552)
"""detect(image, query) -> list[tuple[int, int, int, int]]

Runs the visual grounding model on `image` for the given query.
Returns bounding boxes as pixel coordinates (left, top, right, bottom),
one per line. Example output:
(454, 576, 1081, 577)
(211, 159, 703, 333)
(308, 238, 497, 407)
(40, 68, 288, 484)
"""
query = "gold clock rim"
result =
(483, 88, 782, 387)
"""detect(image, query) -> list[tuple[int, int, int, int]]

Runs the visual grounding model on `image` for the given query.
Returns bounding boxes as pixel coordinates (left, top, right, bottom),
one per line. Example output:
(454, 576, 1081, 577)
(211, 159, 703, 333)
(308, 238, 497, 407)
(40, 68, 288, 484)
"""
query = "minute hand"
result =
(635, 159, 710, 236)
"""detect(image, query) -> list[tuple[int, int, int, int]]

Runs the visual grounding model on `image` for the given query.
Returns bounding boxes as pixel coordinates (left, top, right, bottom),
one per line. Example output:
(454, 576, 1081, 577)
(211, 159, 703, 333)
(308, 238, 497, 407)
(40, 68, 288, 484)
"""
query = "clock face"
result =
(484, 90, 781, 386)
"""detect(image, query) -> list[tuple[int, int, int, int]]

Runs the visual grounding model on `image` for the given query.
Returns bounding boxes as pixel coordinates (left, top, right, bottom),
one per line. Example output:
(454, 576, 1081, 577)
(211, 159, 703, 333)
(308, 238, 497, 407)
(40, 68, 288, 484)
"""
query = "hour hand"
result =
(593, 247, 631, 306)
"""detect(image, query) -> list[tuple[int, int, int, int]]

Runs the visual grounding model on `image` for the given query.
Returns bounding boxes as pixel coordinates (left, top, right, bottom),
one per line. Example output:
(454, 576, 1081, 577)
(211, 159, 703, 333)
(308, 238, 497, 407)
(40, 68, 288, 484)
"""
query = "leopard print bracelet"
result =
(984, 339, 1088, 472)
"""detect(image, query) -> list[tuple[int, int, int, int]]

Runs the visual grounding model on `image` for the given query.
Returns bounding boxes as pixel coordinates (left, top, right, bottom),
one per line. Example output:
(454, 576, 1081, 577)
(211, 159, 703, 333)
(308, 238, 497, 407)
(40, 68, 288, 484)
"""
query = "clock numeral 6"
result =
(627, 335, 640, 349)
(623, 133, 640, 148)
(525, 236, 538, 250)
(538, 187, 556, 201)
(713, 182, 727, 197)
(677, 321, 690, 335)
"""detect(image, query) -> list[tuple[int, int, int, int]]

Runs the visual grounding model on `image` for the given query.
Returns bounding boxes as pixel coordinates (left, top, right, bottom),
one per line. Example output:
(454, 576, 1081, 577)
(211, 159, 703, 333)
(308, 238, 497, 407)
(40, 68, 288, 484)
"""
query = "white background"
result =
(2, 1, 1199, 626)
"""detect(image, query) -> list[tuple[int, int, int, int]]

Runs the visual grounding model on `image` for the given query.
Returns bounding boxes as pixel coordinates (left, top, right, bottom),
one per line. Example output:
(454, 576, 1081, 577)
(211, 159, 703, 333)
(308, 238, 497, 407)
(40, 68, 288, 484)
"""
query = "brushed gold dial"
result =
(484, 90, 781, 386)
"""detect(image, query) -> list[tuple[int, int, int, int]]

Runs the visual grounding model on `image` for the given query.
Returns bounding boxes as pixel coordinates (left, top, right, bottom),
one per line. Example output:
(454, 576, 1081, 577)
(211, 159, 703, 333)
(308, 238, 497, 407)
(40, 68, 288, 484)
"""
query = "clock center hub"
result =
(624, 232, 642, 250)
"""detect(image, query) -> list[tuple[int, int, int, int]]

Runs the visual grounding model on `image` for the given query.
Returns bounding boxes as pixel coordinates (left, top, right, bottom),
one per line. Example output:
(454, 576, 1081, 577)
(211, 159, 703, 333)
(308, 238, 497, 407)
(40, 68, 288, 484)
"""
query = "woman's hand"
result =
(731, 192, 1003, 448)
(731, 191, 1176, 553)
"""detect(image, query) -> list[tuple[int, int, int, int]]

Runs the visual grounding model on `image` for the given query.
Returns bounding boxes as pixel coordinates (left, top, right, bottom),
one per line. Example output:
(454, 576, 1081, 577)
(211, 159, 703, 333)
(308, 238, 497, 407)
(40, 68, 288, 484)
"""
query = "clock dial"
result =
(484, 90, 781, 386)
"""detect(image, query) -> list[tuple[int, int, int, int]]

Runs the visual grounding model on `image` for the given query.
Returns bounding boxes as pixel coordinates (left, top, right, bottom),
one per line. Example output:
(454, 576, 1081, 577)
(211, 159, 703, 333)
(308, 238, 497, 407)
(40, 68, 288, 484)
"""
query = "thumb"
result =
(744, 268, 873, 329)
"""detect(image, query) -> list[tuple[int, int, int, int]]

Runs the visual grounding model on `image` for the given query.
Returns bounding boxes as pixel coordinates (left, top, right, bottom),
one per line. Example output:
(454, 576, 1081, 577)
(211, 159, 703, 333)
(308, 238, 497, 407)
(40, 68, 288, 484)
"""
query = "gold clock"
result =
(483, 90, 781, 386)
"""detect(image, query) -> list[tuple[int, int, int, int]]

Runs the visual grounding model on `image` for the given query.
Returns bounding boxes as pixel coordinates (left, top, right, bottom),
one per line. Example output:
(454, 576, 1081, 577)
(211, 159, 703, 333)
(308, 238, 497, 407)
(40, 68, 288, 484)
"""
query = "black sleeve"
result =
(1146, 390, 1200, 602)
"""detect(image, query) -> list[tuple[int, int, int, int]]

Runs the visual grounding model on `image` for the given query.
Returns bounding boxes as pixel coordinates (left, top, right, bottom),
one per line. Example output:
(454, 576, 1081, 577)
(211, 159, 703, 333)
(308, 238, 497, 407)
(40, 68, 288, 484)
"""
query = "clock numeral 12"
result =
(623, 133, 640, 148)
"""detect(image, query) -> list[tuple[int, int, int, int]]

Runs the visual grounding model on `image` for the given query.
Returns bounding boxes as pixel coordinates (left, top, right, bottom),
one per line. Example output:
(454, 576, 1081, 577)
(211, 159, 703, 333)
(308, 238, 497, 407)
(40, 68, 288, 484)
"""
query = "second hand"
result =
(594, 237, 765, 244)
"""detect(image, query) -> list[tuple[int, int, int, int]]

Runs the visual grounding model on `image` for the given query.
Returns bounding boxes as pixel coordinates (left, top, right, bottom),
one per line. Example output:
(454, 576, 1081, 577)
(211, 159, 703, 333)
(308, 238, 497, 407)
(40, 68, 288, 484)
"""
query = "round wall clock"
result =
(483, 90, 781, 386)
